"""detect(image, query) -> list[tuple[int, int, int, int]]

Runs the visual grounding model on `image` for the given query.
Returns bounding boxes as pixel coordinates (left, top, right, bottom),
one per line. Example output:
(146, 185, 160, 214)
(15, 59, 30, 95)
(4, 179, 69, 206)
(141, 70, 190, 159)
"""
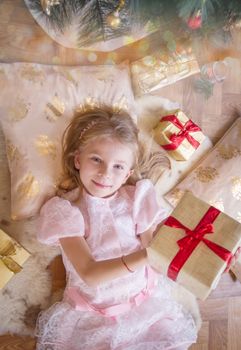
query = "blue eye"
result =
(114, 164, 124, 170)
(91, 156, 101, 163)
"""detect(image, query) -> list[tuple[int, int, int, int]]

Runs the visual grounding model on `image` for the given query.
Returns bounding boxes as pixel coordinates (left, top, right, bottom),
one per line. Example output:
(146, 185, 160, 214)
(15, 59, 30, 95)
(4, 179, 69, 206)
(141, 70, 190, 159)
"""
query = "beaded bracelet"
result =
(121, 256, 135, 273)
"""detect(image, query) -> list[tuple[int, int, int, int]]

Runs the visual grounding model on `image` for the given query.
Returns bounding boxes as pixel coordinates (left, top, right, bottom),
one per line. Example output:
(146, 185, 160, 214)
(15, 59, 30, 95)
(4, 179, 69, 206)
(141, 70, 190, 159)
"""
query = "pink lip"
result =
(92, 180, 112, 188)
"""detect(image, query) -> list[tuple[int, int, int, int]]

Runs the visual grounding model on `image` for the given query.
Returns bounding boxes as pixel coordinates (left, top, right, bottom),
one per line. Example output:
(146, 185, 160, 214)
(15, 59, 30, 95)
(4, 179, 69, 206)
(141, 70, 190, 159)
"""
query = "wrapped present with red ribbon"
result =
(147, 192, 241, 299)
(153, 110, 206, 161)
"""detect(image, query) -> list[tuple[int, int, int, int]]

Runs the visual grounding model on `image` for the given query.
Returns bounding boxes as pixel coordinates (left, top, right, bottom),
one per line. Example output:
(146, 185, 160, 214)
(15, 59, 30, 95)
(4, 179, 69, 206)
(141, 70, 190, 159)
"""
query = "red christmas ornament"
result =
(187, 14, 202, 29)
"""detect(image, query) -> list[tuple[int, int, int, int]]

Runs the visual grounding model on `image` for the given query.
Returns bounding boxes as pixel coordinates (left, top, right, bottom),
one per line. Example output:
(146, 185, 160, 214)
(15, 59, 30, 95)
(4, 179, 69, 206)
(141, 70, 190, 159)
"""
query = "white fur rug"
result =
(0, 95, 202, 336)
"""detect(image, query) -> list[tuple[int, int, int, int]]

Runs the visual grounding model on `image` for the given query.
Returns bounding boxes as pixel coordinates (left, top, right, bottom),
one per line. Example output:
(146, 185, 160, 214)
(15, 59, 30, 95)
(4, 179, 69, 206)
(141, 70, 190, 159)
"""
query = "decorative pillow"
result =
(165, 117, 241, 223)
(0, 62, 137, 220)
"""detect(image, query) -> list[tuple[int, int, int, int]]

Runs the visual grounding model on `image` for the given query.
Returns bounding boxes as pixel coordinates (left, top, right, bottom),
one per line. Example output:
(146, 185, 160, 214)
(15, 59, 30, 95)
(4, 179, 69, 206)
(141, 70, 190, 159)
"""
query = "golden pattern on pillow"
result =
(0, 62, 136, 219)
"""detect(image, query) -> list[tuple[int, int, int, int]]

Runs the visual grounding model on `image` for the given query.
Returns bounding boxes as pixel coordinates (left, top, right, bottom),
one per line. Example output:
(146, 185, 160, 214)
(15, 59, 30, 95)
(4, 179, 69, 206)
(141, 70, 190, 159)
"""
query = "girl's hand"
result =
(224, 246, 241, 273)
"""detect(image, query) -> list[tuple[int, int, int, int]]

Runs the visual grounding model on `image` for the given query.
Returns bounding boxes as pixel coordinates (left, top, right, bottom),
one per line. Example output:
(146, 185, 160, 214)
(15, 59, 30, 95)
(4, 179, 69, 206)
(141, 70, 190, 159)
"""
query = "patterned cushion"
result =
(0, 62, 136, 219)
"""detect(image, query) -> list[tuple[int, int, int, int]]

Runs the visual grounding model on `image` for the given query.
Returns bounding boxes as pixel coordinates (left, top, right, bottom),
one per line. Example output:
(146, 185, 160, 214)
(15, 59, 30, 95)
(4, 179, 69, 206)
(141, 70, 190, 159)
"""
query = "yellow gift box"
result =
(130, 39, 200, 96)
(0, 228, 30, 289)
(153, 110, 205, 161)
(147, 192, 241, 300)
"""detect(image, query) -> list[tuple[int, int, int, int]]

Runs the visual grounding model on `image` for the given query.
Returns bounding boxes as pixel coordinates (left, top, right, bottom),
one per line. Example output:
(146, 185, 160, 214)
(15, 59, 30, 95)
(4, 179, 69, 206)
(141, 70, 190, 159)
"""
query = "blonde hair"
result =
(59, 106, 170, 192)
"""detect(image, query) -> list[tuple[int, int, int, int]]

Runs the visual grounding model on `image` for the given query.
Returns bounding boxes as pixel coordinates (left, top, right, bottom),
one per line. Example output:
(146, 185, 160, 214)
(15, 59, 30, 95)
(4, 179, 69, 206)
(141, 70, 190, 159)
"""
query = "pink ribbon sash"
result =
(64, 266, 157, 318)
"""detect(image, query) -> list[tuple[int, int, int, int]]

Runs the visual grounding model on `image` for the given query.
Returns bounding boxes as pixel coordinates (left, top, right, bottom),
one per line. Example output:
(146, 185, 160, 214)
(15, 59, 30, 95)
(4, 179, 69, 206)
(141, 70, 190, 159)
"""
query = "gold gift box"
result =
(0, 228, 30, 289)
(153, 110, 205, 161)
(130, 42, 200, 96)
(147, 192, 241, 300)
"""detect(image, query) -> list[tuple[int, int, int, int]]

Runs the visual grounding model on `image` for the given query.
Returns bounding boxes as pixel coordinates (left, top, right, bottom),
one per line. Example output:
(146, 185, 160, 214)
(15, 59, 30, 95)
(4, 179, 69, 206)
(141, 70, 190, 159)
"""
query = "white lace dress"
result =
(35, 179, 197, 350)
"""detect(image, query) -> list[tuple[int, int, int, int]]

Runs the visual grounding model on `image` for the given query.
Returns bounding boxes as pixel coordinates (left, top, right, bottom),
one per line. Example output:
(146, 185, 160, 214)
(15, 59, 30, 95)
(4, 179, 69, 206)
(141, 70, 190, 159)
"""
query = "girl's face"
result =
(74, 136, 134, 198)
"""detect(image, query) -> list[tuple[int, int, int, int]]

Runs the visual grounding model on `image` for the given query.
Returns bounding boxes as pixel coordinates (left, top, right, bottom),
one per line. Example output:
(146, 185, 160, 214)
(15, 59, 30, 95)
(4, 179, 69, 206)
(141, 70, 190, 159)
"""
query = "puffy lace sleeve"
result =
(37, 196, 85, 246)
(133, 179, 168, 234)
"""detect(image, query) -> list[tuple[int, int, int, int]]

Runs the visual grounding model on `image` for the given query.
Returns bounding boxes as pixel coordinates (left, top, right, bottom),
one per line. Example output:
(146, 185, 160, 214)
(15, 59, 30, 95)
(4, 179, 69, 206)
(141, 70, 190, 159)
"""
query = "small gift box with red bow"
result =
(153, 110, 206, 161)
(147, 192, 241, 299)
(0, 228, 30, 289)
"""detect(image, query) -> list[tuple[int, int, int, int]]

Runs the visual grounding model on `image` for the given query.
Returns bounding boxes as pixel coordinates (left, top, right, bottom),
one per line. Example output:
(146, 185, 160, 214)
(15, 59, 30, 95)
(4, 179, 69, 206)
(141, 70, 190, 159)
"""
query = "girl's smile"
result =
(91, 180, 112, 188)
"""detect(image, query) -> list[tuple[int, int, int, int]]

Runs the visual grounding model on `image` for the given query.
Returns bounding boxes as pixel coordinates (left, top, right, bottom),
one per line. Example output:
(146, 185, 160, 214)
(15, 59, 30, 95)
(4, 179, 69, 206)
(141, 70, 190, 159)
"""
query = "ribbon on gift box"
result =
(0, 240, 22, 274)
(160, 115, 201, 151)
(164, 206, 233, 280)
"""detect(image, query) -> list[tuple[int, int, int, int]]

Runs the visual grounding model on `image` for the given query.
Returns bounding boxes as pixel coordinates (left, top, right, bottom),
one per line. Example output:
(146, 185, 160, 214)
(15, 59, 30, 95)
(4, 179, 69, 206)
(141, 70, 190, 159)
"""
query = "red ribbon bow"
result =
(164, 206, 233, 280)
(160, 114, 201, 151)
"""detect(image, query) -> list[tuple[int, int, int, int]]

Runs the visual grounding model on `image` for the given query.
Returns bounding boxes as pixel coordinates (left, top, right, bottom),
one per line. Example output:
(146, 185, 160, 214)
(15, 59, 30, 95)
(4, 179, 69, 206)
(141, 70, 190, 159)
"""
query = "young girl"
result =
(36, 106, 198, 350)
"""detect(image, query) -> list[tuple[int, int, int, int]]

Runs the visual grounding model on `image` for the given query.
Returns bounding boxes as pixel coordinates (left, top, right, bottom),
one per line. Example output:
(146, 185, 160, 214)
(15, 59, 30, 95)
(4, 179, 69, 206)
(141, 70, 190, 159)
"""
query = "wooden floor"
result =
(1, 0, 241, 349)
